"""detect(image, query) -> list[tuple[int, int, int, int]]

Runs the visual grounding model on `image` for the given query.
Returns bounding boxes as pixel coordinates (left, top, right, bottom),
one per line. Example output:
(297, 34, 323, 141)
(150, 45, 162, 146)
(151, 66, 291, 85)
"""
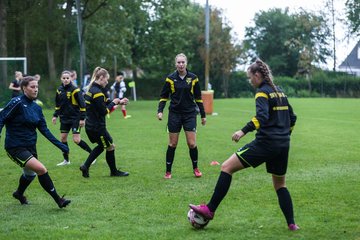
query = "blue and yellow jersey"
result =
(0, 95, 68, 152)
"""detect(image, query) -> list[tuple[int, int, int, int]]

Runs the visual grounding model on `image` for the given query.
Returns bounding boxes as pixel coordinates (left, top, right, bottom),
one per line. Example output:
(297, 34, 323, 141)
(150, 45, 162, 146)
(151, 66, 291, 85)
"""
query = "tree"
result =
(143, 1, 241, 97)
(201, 8, 241, 97)
(1, 0, 242, 101)
(243, 8, 331, 77)
(142, 0, 203, 74)
(345, 0, 360, 36)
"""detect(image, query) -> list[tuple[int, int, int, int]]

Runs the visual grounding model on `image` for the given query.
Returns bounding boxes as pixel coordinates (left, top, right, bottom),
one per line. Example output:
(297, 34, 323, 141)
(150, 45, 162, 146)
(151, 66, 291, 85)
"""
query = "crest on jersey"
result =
(186, 78, 192, 85)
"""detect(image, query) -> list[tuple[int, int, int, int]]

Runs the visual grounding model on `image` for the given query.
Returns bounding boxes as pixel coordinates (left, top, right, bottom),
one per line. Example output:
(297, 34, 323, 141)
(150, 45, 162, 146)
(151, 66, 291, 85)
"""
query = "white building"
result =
(338, 41, 360, 76)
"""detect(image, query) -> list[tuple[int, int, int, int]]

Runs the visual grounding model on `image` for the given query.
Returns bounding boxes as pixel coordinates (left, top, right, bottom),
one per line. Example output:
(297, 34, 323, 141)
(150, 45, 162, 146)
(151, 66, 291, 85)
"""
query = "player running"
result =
(79, 67, 129, 178)
(0, 76, 71, 208)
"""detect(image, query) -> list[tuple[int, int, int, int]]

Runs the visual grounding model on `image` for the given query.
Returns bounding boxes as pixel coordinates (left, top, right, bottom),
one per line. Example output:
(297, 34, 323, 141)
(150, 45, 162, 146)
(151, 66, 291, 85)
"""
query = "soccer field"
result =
(0, 98, 359, 239)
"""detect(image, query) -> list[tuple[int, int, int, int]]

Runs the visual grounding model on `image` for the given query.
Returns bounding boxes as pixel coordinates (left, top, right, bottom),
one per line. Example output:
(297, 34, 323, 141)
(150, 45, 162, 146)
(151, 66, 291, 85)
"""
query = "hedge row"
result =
(1, 71, 359, 108)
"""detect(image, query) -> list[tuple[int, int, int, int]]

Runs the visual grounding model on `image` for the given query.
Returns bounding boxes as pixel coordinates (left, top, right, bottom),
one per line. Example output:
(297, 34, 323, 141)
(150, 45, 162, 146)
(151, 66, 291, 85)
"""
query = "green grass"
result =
(0, 98, 359, 239)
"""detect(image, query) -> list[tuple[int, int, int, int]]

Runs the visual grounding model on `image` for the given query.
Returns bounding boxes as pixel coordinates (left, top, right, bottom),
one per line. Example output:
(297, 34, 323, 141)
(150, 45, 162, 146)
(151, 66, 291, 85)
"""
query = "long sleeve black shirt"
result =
(241, 82, 297, 147)
(84, 83, 116, 130)
(53, 83, 86, 123)
(157, 70, 205, 118)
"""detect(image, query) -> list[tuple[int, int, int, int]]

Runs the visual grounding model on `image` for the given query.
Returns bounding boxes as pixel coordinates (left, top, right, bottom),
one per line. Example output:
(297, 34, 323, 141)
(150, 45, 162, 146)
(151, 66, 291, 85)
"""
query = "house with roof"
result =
(338, 41, 360, 76)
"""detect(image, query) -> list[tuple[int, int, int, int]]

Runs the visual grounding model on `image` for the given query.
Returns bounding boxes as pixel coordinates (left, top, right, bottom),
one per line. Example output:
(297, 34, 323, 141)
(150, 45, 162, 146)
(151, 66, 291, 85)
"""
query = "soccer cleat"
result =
(164, 172, 172, 179)
(194, 168, 202, 178)
(189, 204, 214, 220)
(57, 160, 70, 166)
(288, 224, 300, 231)
(12, 191, 28, 205)
(110, 170, 129, 177)
(124, 115, 132, 119)
(57, 195, 71, 208)
(79, 165, 89, 178)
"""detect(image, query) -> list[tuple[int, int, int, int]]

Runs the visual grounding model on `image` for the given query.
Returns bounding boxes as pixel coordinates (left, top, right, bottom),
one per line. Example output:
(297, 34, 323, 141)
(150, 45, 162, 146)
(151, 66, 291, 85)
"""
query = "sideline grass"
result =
(0, 98, 359, 239)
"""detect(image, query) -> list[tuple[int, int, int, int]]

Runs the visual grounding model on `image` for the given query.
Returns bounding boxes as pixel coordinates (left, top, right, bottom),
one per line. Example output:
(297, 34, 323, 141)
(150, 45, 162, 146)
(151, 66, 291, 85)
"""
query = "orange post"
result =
(201, 90, 214, 115)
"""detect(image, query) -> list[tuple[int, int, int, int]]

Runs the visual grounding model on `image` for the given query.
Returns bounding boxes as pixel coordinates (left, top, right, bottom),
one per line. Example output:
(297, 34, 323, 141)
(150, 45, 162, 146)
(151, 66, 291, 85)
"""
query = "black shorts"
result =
(85, 128, 113, 148)
(167, 111, 196, 133)
(6, 146, 37, 168)
(235, 140, 289, 176)
(60, 120, 81, 134)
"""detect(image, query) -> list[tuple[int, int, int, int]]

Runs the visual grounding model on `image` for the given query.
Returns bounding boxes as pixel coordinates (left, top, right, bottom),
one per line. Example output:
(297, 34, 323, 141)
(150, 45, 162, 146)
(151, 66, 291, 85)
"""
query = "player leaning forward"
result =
(190, 59, 299, 231)
(79, 67, 129, 178)
(0, 76, 71, 208)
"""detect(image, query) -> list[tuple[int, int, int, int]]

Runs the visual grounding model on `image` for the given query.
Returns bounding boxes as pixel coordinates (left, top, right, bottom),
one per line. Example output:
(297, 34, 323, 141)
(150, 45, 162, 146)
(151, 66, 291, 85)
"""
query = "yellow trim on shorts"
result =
(6, 151, 32, 168)
(236, 148, 252, 167)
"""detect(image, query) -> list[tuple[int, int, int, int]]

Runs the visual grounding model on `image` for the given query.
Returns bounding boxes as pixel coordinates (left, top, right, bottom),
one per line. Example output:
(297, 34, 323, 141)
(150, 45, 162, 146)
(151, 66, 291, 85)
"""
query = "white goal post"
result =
(0, 57, 27, 75)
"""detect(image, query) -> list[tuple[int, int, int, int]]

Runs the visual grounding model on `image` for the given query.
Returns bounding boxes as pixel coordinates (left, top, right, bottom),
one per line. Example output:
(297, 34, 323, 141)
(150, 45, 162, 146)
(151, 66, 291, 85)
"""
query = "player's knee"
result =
(221, 158, 241, 174)
(73, 138, 80, 144)
(187, 143, 196, 149)
(36, 166, 47, 175)
(169, 142, 177, 148)
(221, 162, 231, 173)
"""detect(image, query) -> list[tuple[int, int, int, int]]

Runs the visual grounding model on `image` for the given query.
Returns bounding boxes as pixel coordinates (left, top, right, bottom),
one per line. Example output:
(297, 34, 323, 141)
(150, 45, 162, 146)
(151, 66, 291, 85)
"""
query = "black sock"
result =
(17, 174, 35, 195)
(106, 150, 117, 173)
(62, 142, 69, 161)
(276, 187, 295, 225)
(207, 171, 232, 212)
(166, 146, 176, 172)
(77, 140, 92, 153)
(38, 172, 60, 202)
(84, 145, 104, 168)
(189, 146, 198, 169)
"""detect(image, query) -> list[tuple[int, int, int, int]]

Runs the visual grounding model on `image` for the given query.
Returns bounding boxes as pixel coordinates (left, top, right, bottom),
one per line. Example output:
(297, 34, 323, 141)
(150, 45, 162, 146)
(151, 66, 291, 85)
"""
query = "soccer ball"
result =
(187, 209, 209, 229)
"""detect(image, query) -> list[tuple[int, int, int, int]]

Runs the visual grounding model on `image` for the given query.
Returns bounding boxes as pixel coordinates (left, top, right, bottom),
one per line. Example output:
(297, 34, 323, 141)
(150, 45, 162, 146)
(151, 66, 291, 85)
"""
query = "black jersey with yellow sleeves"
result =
(157, 70, 205, 118)
(53, 83, 86, 123)
(84, 82, 116, 130)
(241, 82, 297, 147)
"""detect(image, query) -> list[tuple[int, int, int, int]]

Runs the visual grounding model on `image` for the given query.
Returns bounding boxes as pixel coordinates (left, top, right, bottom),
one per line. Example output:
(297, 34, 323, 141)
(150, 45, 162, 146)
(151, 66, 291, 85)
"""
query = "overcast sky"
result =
(192, 0, 358, 70)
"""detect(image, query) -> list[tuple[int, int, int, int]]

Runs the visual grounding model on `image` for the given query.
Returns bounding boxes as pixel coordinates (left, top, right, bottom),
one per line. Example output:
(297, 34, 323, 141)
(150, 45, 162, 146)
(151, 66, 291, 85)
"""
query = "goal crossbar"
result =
(0, 57, 27, 74)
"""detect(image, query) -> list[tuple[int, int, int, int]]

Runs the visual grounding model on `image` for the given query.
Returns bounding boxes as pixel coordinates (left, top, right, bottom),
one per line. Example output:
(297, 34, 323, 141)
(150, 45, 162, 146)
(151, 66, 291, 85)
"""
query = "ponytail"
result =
(248, 59, 282, 102)
(85, 66, 109, 92)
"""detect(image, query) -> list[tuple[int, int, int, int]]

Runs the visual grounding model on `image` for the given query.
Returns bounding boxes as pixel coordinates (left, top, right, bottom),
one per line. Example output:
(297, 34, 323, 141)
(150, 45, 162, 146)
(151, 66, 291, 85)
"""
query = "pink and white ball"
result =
(187, 209, 209, 229)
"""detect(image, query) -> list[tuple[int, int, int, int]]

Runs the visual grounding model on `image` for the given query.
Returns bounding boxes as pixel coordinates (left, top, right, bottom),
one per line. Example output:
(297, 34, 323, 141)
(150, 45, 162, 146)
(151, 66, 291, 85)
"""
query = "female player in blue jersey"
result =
(0, 76, 71, 208)
(190, 59, 299, 231)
